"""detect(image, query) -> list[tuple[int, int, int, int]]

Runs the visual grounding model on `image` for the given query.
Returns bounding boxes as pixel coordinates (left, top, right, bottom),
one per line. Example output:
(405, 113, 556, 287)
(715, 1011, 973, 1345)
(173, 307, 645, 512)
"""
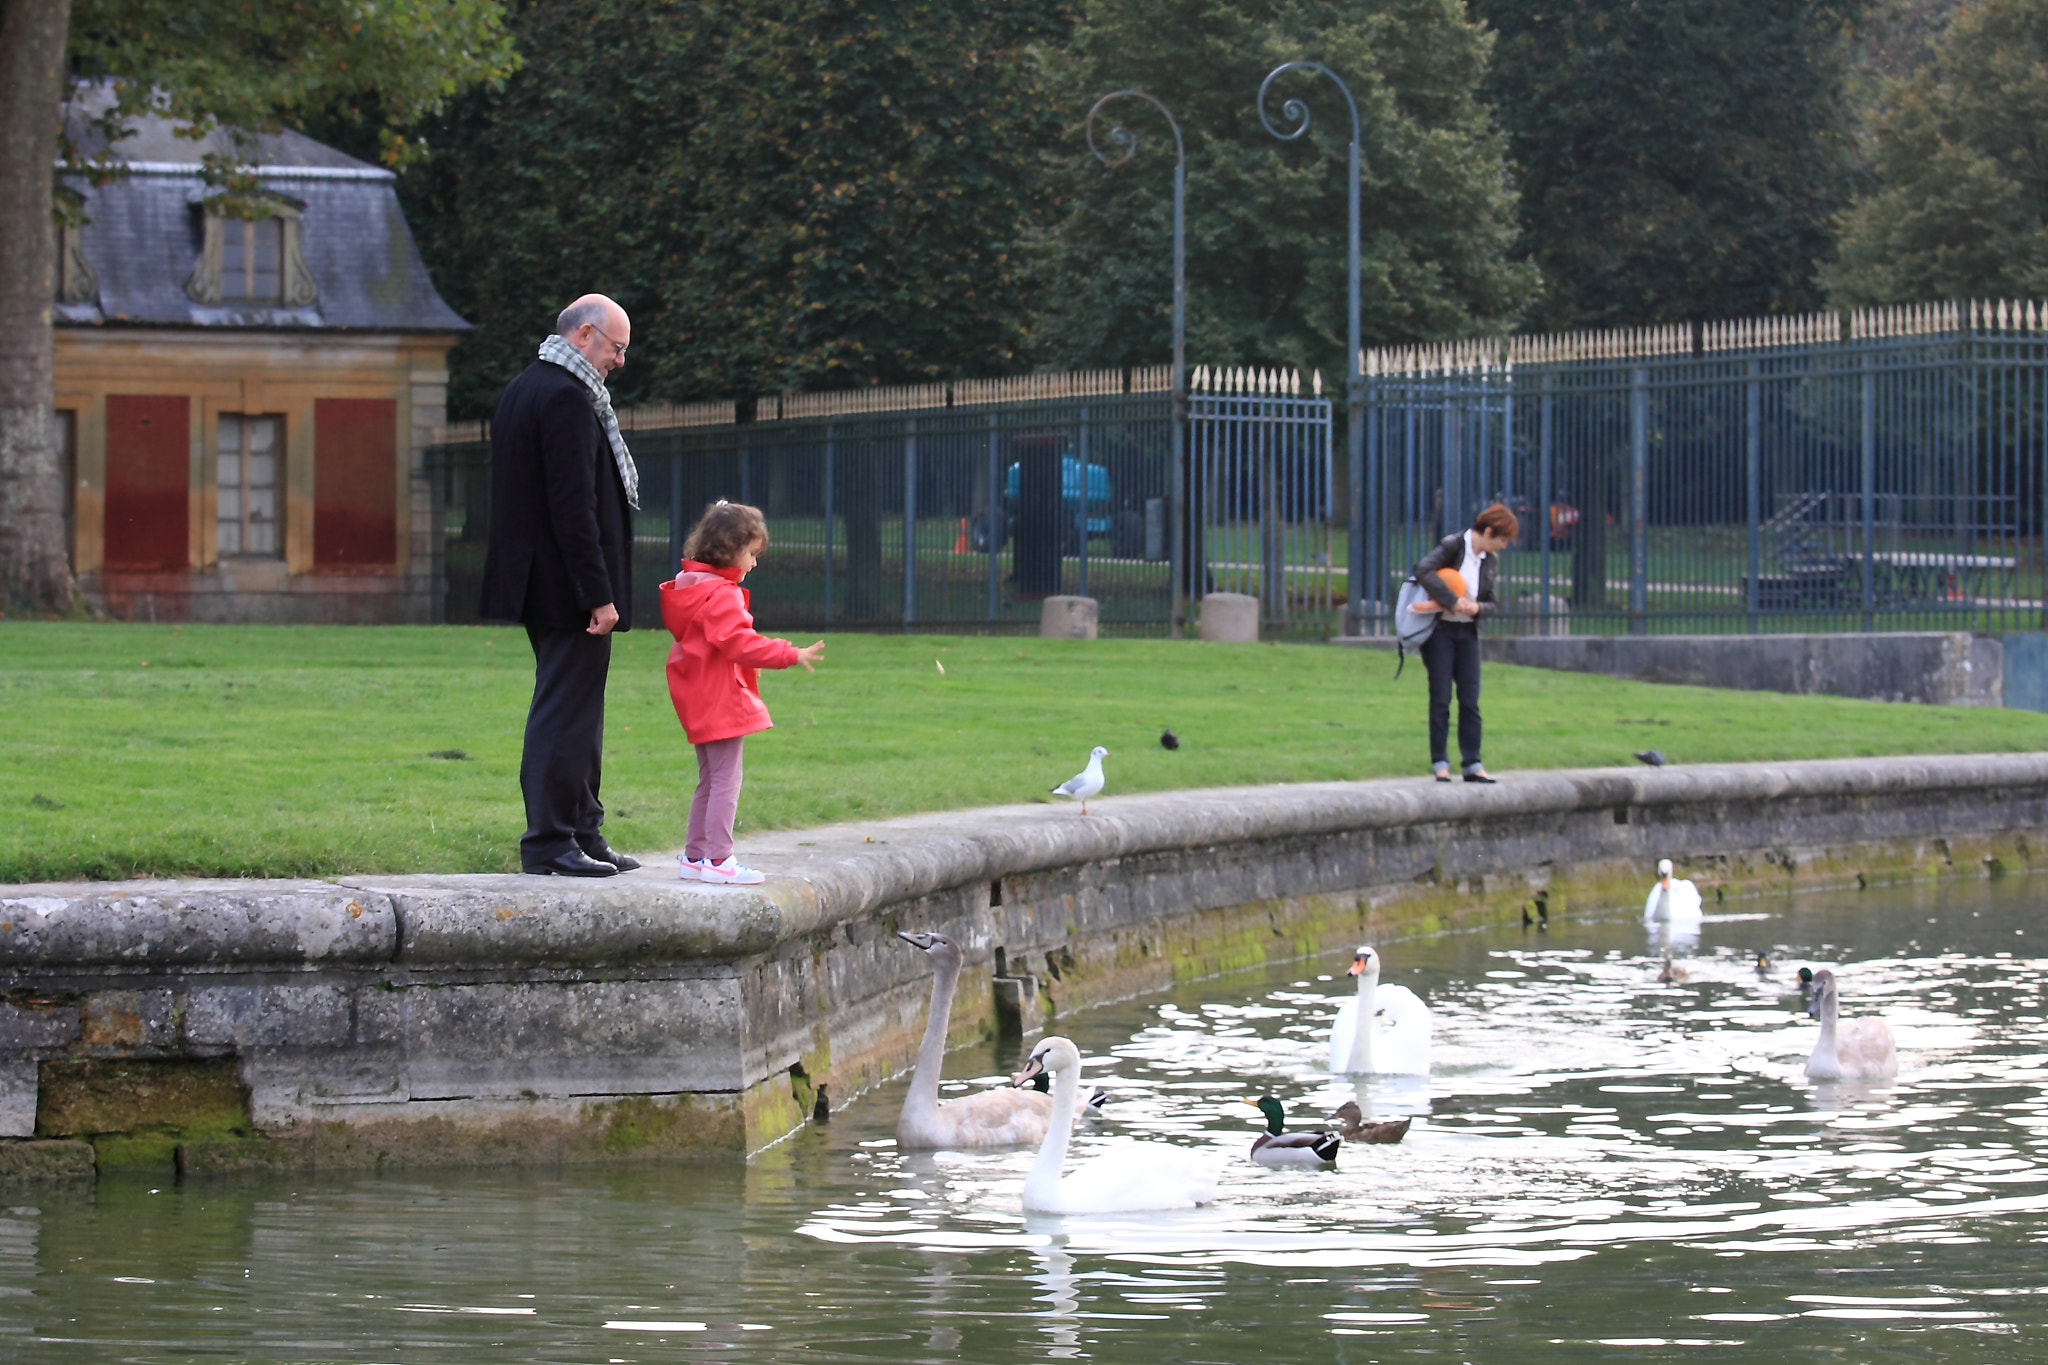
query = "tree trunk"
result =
(0, 0, 76, 614)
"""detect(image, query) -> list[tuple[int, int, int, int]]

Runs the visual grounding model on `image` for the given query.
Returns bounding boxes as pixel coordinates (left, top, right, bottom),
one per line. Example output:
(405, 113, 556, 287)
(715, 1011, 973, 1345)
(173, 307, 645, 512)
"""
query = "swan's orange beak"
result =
(1010, 1055, 1047, 1089)
(1347, 959, 1365, 976)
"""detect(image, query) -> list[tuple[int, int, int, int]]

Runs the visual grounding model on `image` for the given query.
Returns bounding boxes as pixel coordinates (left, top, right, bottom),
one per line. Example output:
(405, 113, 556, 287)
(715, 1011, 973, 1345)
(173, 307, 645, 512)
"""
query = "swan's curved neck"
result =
(1025, 1058, 1080, 1202)
(1814, 993, 1840, 1069)
(902, 954, 959, 1126)
(1349, 969, 1376, 1073)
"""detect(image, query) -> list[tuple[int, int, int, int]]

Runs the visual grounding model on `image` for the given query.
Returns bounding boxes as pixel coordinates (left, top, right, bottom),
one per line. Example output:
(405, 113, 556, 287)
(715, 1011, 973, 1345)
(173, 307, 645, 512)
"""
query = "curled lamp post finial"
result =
(1085, 88, 1190, 637)
(1258, 59, 1369, 635)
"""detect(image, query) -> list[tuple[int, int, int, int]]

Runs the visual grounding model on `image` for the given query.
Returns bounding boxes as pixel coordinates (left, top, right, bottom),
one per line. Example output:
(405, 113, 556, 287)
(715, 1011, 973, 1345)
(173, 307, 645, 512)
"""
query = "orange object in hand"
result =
(1410, 567, 1467, 612)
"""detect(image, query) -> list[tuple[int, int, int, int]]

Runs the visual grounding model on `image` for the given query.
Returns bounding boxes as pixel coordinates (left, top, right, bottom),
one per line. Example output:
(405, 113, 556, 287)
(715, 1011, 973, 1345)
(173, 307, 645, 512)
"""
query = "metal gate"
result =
(1189, 365, 1336, 636)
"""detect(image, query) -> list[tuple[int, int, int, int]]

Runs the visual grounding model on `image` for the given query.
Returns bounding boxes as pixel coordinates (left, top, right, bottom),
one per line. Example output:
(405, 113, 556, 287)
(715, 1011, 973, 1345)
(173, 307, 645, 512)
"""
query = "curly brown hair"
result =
(682, 500, 768, 567)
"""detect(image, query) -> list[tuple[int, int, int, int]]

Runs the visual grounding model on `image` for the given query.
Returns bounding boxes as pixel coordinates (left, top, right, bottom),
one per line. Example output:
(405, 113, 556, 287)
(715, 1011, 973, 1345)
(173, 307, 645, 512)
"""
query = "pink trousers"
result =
(685, 735, 746, 862)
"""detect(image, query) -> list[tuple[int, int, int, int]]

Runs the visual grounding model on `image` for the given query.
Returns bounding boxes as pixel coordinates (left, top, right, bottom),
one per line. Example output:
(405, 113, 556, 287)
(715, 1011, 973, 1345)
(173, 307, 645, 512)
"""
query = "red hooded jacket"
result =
(658, 561, 801, 744)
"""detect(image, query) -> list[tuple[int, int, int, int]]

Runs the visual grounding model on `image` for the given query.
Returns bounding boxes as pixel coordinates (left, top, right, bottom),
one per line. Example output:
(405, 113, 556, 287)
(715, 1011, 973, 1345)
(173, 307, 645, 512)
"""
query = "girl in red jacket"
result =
(659, 501, 824, 884)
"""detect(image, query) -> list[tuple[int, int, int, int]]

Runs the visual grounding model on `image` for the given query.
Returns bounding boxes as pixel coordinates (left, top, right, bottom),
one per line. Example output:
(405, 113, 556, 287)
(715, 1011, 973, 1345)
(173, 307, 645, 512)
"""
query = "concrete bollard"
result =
(1519, 594, 1571, 636)
(1198, 592, 1260, 642)
(992, 972, 1042, 1038)
(1040, 595, 1099, 639)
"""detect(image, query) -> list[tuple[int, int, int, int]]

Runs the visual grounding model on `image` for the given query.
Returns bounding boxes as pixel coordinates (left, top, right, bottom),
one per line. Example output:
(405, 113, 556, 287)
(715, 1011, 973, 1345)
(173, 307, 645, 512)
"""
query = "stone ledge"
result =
(4, 754, 2048, 972)
(0, 1139, 95, 1182)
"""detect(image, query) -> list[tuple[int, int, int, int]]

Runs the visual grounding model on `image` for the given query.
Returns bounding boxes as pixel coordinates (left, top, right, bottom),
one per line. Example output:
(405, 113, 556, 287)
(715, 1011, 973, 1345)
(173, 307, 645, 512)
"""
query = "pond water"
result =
(4, 875, 2045, 1364)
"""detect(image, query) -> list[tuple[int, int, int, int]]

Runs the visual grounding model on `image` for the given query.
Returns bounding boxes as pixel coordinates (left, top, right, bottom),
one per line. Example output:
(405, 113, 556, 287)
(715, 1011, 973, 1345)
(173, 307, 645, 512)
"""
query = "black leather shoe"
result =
(1463, 772, 1498, 784)
(582, 843, 640, 872)
(523, 849, 620, 877)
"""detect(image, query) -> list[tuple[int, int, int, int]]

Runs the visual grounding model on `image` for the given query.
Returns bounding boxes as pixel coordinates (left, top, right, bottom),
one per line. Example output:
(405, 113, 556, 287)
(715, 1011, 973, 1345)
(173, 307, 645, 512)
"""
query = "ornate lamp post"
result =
(1258, 61, 1366, 634)
(1086, 90, 1188, 636)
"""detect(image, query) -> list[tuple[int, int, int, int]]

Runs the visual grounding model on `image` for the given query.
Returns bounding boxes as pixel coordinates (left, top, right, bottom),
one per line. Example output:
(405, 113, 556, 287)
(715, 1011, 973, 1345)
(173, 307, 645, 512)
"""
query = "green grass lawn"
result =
(4, 620, 2045, 883)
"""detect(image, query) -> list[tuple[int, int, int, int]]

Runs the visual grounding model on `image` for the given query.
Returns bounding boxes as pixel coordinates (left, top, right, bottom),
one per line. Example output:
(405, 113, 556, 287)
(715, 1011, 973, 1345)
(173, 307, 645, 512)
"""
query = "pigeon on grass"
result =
(1160, 728, 1180, 750)
(1052, 747, 1109, 815)
(1634, 750, 1667, 767)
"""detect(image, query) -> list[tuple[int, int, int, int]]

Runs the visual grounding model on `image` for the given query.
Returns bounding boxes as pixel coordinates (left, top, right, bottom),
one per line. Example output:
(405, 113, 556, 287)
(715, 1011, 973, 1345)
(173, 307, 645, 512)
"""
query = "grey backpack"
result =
(1392, 578, 1437, 677)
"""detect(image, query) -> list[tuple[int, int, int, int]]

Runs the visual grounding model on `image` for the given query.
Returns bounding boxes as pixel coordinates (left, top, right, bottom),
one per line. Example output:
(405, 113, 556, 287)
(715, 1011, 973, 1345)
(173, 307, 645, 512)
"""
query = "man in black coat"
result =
(479, 294, 642, 876)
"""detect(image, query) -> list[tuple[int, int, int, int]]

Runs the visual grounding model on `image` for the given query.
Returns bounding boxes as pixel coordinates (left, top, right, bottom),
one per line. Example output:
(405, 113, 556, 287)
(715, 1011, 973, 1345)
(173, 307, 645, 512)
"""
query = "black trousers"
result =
(520, 625, 613, 864)
(1420, 620, 1482, 769)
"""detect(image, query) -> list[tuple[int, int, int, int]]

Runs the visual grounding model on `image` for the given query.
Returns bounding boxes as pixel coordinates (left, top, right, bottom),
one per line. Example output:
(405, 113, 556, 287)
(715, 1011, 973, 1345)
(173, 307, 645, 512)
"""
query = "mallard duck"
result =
(1806, 968, 1898, 1082)
(1031, 1068, 1110, 1118)
(1327, 1101, 1411, 1145)
(1328, 946, 1433, 1075)
(1243, 1095, 1340, 1167)
(1010, 1037, 1220, 1213)
(896, 932, 1096, 1148)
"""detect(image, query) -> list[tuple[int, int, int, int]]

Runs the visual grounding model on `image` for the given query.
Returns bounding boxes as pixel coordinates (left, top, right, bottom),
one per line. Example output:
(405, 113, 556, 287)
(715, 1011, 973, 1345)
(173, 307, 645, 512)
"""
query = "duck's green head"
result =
(1244, 1095, 1287, 1134)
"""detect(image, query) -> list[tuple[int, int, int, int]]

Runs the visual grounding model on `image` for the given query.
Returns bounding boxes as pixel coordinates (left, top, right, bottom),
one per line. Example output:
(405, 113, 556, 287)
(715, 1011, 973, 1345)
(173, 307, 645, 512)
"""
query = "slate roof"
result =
(55, 106, 469, 334)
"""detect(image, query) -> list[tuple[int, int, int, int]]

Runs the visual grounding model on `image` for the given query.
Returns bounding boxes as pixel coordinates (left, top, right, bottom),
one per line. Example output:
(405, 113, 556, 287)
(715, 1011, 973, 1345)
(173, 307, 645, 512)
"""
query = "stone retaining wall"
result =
(3, 754, 2044, 1179)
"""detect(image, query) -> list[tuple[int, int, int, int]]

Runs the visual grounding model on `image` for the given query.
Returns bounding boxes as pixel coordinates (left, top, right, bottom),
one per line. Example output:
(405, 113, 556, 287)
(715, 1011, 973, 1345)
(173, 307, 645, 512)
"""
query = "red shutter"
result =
(314, 398, 397, 568)
(103, 395, 190, 571)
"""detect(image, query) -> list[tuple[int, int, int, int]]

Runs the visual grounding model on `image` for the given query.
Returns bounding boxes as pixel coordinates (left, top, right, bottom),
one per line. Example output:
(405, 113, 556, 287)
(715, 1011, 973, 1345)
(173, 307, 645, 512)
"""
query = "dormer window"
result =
(220, 218, 282, 300)
(56, 220, 99, 304)
(185, 198, 318, 307)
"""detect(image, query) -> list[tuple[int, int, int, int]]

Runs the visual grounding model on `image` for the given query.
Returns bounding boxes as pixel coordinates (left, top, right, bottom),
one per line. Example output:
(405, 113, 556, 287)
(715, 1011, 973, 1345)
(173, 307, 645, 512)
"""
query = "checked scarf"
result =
(538, 332, 640, 510)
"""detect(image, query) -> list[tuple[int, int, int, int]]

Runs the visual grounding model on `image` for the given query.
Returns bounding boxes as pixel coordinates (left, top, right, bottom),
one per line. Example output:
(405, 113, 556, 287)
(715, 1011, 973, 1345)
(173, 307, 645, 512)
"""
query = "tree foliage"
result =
(1033, 0, 1535, 375)
(66, 0, 519, 192)
(1475, 0, 1867, 331)
(403, 0, 1072, 418)
(1827, 0, 2048, 305)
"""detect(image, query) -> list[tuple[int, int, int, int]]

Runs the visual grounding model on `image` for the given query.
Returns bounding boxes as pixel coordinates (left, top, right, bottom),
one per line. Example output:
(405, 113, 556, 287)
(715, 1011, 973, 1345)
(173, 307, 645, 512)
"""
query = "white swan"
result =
(1011, 1036, 1219, 1213)
(1643, 858, 1704, 925)
(1805, 967, 1898, 1082)
(895, 932, 1092, 1148)
(1327, 946, 1432, 1075)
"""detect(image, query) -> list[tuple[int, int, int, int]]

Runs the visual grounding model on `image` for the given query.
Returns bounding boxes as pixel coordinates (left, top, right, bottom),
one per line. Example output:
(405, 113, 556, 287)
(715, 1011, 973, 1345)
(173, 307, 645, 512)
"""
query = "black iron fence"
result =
(428, 369, 1210, 635)
(429, 301, 2048, 640)
(1360, 301, 2048, 635)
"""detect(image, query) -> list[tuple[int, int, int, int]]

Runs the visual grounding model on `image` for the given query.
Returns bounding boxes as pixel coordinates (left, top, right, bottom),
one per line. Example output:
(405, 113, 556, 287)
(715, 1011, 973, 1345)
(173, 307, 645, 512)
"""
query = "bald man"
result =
(479, 295, 642, 876)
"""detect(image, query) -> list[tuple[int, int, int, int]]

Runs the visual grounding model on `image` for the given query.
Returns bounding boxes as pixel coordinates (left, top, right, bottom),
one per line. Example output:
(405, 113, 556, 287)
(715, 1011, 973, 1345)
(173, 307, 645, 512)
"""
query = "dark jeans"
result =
(519, 625, 613, 864)
(1421, 620, 1482, 770)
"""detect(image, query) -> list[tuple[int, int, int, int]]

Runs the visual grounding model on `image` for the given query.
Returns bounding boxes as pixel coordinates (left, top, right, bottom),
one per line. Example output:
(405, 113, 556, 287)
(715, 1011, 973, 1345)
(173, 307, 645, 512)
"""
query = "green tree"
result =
(1475, 0, 1866, 332)
(1035, 0, 1535, 375)
(0, 0, 516, 612)
(1827, 0, 2048, 304)
(404, 0, 1073, 418)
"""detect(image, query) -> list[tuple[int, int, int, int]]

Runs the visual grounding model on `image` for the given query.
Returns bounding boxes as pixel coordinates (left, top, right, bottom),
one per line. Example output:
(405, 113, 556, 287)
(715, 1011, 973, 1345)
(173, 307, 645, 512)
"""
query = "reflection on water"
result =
(3, 876, 2045, 1362)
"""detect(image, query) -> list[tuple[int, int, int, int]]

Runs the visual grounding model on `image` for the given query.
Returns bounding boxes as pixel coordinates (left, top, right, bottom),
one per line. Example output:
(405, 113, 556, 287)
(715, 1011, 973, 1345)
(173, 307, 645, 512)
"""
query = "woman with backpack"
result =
(1408, 503, 1518, 783)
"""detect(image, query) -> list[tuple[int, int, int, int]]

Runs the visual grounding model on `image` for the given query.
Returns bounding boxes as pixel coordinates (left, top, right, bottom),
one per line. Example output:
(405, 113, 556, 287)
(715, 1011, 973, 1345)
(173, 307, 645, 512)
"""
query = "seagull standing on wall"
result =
(1053, 747, 1109, 815)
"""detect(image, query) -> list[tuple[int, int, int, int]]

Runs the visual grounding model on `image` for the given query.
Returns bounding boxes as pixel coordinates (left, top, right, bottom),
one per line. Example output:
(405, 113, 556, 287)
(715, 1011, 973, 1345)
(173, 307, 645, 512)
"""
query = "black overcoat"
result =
(478, 360, 634, 630)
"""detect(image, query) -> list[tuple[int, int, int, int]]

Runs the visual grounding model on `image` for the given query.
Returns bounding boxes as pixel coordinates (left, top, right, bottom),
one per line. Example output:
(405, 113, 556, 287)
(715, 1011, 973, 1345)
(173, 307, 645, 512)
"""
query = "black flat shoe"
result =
(582, 844, 640, 872)
(523, 849, 620, 877)
(1463, 772, 1498, 784)
(1434, 772, 1453, 783)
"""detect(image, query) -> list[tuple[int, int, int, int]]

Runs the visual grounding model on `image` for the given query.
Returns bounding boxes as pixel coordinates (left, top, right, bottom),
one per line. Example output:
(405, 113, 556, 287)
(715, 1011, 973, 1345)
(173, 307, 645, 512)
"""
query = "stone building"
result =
(52, 108, 468, 622)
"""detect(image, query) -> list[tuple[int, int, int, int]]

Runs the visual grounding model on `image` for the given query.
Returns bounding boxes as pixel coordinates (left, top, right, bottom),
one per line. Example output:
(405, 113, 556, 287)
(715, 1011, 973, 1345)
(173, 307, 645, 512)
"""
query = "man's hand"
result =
(587, 602, 619, 635)
(795, 640, 826, 672)
(1454, 596, 1480, 616)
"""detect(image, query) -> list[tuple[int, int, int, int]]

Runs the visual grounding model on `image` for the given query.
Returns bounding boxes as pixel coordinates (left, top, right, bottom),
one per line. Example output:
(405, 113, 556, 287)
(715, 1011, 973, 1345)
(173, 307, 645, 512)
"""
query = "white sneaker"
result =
(677, 853, 704, 882)
(697, 856, 764, 886)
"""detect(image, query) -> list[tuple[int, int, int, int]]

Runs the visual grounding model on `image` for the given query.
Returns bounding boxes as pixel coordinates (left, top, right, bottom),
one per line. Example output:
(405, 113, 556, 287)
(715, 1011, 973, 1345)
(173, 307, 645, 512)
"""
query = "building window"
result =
(184, 201, 318, 307)
(219, 218, 283, 301)
(56, 222, 98, 305)
(218, 414, 282, 558)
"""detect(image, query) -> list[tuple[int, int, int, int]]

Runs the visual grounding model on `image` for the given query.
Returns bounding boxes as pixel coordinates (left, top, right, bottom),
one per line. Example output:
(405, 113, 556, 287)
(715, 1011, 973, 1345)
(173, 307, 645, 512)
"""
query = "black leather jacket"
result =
(1413, 532, 1498, 618)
